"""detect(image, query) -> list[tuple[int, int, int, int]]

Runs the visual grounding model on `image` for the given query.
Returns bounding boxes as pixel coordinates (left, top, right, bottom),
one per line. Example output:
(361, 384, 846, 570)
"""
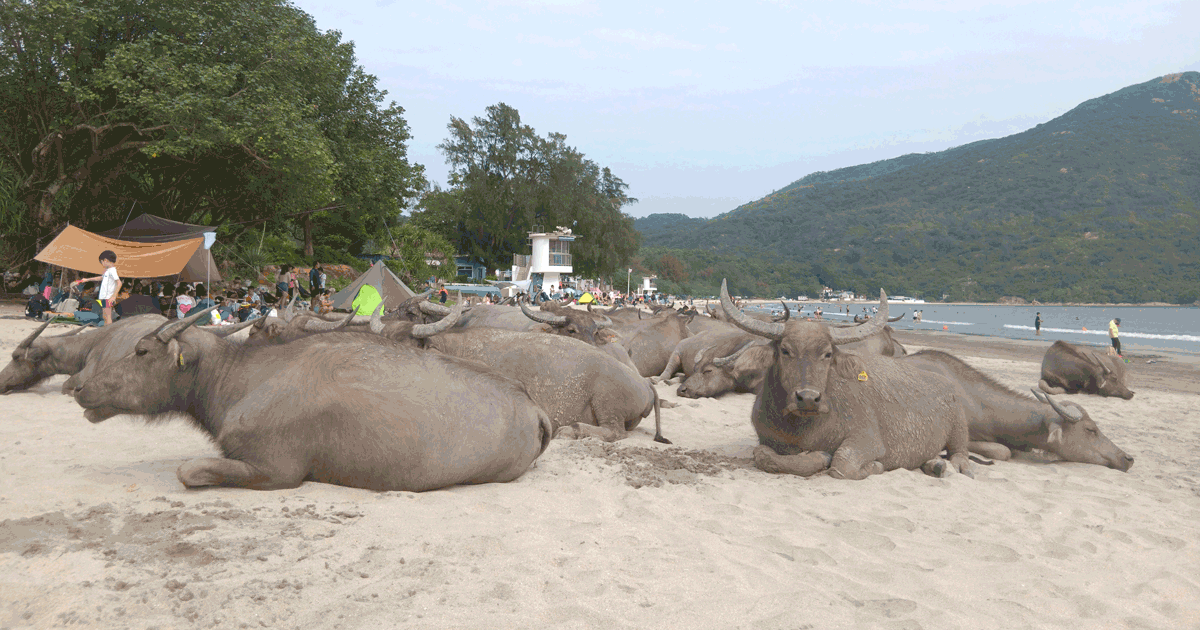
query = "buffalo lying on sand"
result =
(901, 350, 1133, 471)
(73, 307, 552, 491)
(719, 280, 973, 480)
(613, 310, 694, 377)
(1039, 340, 1134, 399)
(368, 305, 669, 444)
(1, 315, 167, 395)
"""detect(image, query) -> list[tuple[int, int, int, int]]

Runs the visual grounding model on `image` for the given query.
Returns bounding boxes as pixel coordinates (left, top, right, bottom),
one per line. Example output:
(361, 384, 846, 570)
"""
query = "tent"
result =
(577, 292, 597, 304)
(350, 284, 382, 317)
(35, 225, 204, 278)
(331, 260, 417, 313)
(98, 213, 222, 283)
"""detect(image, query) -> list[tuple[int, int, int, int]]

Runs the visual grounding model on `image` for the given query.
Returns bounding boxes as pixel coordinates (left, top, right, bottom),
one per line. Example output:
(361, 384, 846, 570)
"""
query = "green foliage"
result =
(638, 72, 1200, 304)
(0, 0, 425, 274)
(378, 222, 456, 285)
(411, 103, 640, 277)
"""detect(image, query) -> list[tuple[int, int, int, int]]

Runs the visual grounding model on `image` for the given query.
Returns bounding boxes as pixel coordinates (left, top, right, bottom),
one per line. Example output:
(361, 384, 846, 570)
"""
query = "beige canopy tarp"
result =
(97, 213, 222, 283)
(35, 225, 204, 278)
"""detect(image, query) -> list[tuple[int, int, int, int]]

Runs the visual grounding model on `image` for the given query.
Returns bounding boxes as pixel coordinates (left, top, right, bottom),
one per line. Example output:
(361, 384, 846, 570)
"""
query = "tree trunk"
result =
(303, 216, 314, 258)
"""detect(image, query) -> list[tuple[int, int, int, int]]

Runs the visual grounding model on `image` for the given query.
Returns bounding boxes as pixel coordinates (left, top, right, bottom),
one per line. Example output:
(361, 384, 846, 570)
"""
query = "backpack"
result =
(25, 294, 50, 319)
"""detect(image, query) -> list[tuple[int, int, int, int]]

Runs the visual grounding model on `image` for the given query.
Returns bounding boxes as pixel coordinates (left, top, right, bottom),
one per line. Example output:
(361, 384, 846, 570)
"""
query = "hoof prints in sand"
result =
(557, 440, 753, 488)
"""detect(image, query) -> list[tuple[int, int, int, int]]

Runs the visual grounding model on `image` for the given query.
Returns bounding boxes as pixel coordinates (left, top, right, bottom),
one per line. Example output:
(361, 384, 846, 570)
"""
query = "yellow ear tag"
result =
(178, 353, 185, 367)
(858, 370, 868, 382)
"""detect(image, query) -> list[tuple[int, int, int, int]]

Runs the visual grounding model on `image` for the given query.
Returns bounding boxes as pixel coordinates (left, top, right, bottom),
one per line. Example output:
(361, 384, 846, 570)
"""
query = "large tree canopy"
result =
(412, 103, 640, 279)
(0, 0, 424, 270)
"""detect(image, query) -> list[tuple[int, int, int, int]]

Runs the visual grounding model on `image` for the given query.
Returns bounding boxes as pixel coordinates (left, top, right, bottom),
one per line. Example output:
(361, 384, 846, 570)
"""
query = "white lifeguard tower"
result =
(639, 275, 657, 296)
(512, 227, 576, 294)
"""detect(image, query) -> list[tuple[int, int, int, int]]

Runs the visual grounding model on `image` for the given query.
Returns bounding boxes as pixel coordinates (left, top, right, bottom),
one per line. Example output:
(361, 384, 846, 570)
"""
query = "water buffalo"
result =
(452, 301, 614, 346)
(676, 335, 773, 399)
(1039, 340, 1134, 399)
(615, 310, 694, 377)
(901, 350, 1133, 470)
(73, 307, 552, 491)
(718, 280, 972, 480)
(664, 321, 906, 400)
(368, 305, 668, 444)
(1, 315, 167, 395)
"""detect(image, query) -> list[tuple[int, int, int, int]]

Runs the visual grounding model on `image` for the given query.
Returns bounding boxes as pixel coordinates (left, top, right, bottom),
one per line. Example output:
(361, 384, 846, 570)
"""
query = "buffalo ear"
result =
(1046, 422, 1064, 445)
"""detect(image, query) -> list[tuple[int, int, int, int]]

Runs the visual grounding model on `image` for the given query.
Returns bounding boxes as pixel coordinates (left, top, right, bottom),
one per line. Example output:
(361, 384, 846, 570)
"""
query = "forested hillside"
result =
(635, 72, 1200, 304)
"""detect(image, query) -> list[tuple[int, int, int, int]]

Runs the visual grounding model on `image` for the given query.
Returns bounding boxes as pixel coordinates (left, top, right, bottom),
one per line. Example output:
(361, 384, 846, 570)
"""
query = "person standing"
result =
(1035, 312, 1042, 335)
(72, 250, 121, 326)
(309, 263, 324, 294)
(1108, 317, 1122, 356)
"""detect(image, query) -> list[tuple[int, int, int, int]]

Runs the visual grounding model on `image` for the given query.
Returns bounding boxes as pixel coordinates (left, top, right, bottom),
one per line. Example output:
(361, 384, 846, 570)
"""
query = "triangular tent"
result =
(36, 225, 204, 278)
(98, 213, 222, 282)
(331, 260, 416, 312)
(578, 292, 596, 304)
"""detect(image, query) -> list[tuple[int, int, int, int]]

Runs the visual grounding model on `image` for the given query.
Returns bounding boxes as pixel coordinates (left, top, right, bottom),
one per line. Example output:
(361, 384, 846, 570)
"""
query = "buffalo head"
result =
(520, 299, 613, 345)
(0, 320, 58, 393)
(1031, 389, 1134, 471)
(1088, 353, 1134, 400)
(74, 307, 217, 423)
(718, 279, 888, 415)
(676, 339, 771, 399)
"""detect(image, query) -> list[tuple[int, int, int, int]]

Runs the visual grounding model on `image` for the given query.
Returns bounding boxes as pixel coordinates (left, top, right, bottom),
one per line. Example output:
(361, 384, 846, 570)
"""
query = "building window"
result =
(457, 265, 474, 277)
(549, 240, 570, 254)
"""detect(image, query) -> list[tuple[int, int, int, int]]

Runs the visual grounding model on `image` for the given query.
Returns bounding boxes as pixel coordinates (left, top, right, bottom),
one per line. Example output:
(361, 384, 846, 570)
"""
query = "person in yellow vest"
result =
(1108, 317, 1121, 356)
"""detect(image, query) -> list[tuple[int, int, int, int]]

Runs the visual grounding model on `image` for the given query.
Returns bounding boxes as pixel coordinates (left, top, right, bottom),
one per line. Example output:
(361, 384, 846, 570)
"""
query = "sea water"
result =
(748, 302, 1200, 356)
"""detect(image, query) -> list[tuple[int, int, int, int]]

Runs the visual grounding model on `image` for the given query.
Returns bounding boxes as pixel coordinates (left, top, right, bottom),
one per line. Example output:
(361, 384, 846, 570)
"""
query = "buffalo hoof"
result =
(659, 400, 679, 409)
(753, 446, 784, 473)
(554, 425, 580, 440)
(921, 458, 952, 478)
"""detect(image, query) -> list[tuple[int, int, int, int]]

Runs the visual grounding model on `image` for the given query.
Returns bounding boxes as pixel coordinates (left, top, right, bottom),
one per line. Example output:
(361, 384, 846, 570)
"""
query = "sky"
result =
(292, 0, 1200, 218)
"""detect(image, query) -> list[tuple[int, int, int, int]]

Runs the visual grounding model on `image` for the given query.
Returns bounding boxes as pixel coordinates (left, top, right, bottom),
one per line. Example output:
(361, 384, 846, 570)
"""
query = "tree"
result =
(0, 0, 425, 269)
(413, 103, 639, 277)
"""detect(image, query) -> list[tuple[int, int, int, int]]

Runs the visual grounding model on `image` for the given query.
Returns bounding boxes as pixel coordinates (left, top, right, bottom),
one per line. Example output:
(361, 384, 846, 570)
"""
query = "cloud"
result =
(517, 34, 582, 48)
(592, 28, 704, 51)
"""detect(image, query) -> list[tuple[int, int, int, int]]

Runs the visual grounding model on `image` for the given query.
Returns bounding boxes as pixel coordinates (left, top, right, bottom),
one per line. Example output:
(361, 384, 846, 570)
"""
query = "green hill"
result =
(634, 72, 1200, 304)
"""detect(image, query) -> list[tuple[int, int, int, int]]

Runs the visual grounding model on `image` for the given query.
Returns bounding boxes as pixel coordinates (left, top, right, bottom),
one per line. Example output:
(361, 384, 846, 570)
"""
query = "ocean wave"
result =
(915, 320, 975, 326)
(1003, 325, 1200, 342)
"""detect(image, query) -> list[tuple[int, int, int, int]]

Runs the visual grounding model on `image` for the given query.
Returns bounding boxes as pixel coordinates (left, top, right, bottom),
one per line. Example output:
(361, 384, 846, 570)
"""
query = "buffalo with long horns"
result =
(717, 280, 972, 480)
(72, 307, 552, 491)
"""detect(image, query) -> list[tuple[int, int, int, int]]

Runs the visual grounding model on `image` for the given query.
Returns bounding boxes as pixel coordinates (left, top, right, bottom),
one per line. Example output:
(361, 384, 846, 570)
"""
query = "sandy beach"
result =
(2, 302, 1199, 629)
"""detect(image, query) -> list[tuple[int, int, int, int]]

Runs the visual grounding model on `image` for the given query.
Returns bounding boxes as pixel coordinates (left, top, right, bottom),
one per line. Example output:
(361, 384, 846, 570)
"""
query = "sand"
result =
(2, 304, 1199, 629)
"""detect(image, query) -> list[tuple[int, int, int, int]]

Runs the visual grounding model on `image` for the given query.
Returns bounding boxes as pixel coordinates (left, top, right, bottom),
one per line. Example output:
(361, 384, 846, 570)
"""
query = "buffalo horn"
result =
(55, 324, 91, 338)
(1040, 390, 1084, 423)
(712, 340, 761, 367)
(155, 306, 219, 343)
(303, 309, 355, 332)
(719, 279, 784, 340)
(369, 302, 387, 334)
(594, 314, 613, 329)
(775, 301, 790, 323)
(17, 320, 53, 351)
(411, 292, 463, 338)
(828, 289, 888, 345)
(419, 301, 451, 316)
(520, 299, 567, 325)
(208, 320, 257, 337)
(279, 294, 298, 322)
(888, 312, 907, 322)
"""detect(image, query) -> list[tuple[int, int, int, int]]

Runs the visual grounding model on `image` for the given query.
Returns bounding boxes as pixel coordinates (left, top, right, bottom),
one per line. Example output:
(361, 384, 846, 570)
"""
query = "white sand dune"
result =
(2, 309, 1198, 629)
